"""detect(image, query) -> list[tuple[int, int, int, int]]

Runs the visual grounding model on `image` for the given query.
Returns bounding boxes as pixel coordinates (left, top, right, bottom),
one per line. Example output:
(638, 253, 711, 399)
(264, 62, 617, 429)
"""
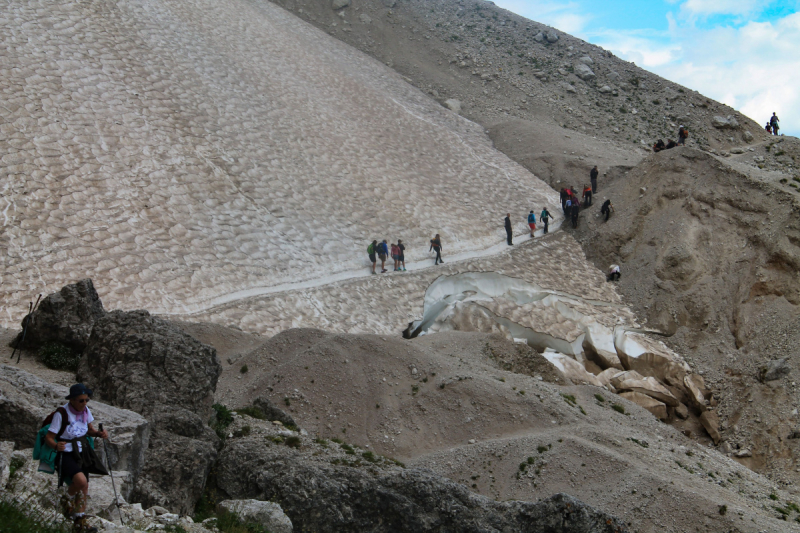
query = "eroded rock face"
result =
(78, 310, 222, 514)
(10, 279, 105, 353)
(216, 437, 628, 533)
(0, 365, 149, 483)
(252, 396, 296, 427)
(217, 500, 293, 533)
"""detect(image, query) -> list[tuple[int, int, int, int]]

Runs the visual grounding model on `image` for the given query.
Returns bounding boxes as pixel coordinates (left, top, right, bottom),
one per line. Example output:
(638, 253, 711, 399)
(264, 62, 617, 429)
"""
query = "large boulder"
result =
(0, 365, 149, 487)
(10, 279, 105, 353)
(618, 391, 667, 420)
(0, 440, 13, 488)
(252, 396, 296, 427)
(217, 500, 293, 533)
(760, 358, 790, 382)
(216, 435, 629, 533)
(574, 63, 595, 81)
(78, 310, 222, 514)
(610, 370, 679, 407)
(712, 115, 740, 129)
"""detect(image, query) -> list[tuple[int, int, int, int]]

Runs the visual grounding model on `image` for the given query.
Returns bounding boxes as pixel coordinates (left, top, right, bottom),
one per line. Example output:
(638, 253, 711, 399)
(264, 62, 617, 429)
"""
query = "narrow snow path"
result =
(169, 219, 565, 316)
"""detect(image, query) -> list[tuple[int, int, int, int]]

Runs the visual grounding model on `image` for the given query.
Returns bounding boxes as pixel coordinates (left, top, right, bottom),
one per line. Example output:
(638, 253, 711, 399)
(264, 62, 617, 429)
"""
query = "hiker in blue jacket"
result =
(527, 211, 537, 237)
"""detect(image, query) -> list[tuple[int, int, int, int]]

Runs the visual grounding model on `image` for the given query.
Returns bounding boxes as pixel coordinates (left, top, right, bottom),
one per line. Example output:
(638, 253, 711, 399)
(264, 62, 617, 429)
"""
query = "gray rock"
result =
(252, 396, 296, 427)
(358, 13, 371, 24)
(578, 55, 593, 66)
(533, 32, 544, 43)
(712, 115, 739, 129)
(218, 500, 293, 533)
(444, 99, 461, 113)
(760, 358, 790, 382)
(730, 148, 744, 154)
(10, 279, 105, 353)
(742, 130, 754, 143)
(546, 31, 559, 43)
(331, 0, 350, 9)
(381, 0, 396, 6)
(560, 82, 577, 94)
(0, 365, 149, 488)
(664, 88, 681, 102)
(0, 440, 13, 488)
(607, 71, 621, 82)
(574, 63, 595, 81)
(216, 437, 628, 533)
(78, 310, 222, 514)
(598, 85, 612, 94)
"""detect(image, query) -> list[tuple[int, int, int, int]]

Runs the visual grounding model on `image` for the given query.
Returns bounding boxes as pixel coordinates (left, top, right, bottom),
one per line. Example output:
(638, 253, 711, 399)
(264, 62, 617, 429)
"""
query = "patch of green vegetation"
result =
(652, 99, 660, 105)
(232, 425, 251, 438)
(536, 445, 548, 454)
(8, 455, 25, 480)
(269, 435, 284, 444)
(627, 438, 649, 448)
(234, 406, 265, 420)
(787, 502, 800, 513)
(594, 393, 605, 403)
(770, 493, 779, 501)
(578, 406, 587, 415)
(0, 498, 71, 533)
(284, 423, 298, 432)
(331, 438, 343, 444)
(519, 462, 527, 472)
(239, 364, 248, 374)
(285, 436, 301, 448)
(196, 508, 272, 533)
(39, 341, 80, 372)
(362, 451, 379, 463)
(561, 393, 577, 406)
(527, 456, 535, 464)
(411, 384, 420, 395)
(341, 443, 356, 455)
(210, 403, 234, 440)
(675, 460, 695, 474)
(611, 404, 626, 415)
(685, 450, 694, 457)
(314, 438, 328, 447)
(283, 397, 291, 406)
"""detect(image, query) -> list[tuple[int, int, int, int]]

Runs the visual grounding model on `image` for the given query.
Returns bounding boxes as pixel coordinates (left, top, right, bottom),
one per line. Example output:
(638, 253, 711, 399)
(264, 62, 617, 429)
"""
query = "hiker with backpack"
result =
(430, 234, 443, 264)
(582, 184, 593, 207)
(570, 200, 580, 229)
(678, 126, 688, 145)
(527, 210, 536, 237)
(504, 213, 513, 245)
(771, 113, 780, 136)
(765, 122, 772, 134)
(40, 384, 109, 533)
(601, 199, 614, 222)
(391, 242, 400, 272)
(607, 264, 621, 282)
(367, 240, 378, 274)
(378, 240, 389, 273)
(540, 207, 552, 234)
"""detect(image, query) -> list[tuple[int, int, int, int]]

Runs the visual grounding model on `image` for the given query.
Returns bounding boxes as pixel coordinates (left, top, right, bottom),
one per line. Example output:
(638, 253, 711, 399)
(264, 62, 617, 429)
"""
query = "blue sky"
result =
(493, 0, 800, 137)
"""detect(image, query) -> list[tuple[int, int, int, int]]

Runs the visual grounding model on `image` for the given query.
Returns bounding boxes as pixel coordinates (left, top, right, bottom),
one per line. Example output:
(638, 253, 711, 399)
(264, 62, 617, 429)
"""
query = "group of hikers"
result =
(766, 113, 780, 135)
(368, 166, 615, 272)
(653, 126, 689, 153)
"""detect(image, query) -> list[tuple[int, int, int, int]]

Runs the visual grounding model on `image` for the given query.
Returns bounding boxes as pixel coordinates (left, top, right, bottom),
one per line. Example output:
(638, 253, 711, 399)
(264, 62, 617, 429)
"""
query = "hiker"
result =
(378, 240, 389, 273)
(771, 113, 780, 136)
(527, 210, 536, 237)
(607, 264, 621, 282)
(560, 188, 569, 213)
(570, 200, 580, 228)
(666, 139, 678, 149)
(391, 242, 400, 271)
(583, 184, 593, 207)
(653, 139, 665, 152)
(505, 213, 513, 245)
(44, 384, 109, 533)
(765, 122, 772, 134)
(430, 234, 443, 264)
(590, 166, 599, 193)
(397, 239, 406, 271)
(540, 207, 552, 234)
(678, 126, 688, 145)
(601, 199, 614, 222)
(367, 240, 378, 274)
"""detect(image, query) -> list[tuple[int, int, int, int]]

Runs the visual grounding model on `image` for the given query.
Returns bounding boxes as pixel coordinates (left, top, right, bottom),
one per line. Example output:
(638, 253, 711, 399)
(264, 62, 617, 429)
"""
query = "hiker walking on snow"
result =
(771, 113, 780, 136)
(505, 213, 513, 245)
(397, 239, 406, 271)
(430, 234, 443, 265)
(540, 207, 552, 234)
(367, 240, 378, 275)
(570, 201, 580, 229)
(583, 184, 593, 207)
(378, 240, 389, 273)
(560, 188, 569, 214)
(391, 242, 400, 272)
(527, 210, 536, 237)
(44, 384, 109, 533)
(590, 166, 599, 193)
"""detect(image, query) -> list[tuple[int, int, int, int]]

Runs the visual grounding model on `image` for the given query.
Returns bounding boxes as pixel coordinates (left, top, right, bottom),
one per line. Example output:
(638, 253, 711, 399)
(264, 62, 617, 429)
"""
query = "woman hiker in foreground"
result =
(44, 384, 109, 533)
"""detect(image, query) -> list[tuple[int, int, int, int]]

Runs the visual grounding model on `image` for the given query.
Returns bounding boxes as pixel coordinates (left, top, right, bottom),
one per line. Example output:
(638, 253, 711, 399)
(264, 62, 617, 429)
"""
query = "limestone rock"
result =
(730, 148, 744, 154)
(10, 279, 105, 353)
(358, 13, 371, 24)
(574, 63, 595, 81)
(0, 440, 13, 488)
(675, 402, 689, 420)
(712, 115, 739, 129)
(218, 500, 293, 533)
(252, 396, 296, 427)
(444, 99, 461, 113)
(619, 392, 667, 420)
(664, 88, 681, 102)
(607, 71, 621, 82)
(699, 411, 721, 445)
(331, 0, 350, 10)
(216, 437, 628, 532)
(760, 358, 790, 382)
(610, 370, 679, 407)
(578, 55, 593, 65)
(598, 85, 612, 94)
(541, 351, 602, 387)
(595, 368, 622, 387)
(742, 130, 754, 143)
(560, 82, 577, 94)
(78, 310, 222, 514)
(0, 365, 149, 484)
(533, 32, 544, 43)
(683, 374, 707, 411)
(545, 31, 559, 43)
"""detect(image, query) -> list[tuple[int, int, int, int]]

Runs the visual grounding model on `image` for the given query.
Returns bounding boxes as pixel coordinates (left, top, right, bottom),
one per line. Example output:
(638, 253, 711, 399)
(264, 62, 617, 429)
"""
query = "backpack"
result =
(771, 116, 778, 125)
(33, 407, 68, 473)
(367, 243, 375, 255)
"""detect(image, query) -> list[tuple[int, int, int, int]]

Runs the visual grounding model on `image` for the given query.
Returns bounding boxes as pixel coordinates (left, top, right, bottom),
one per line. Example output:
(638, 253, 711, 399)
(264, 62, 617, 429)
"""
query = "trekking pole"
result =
(98, 424, 125, 526)
(11, 294, 41, 363)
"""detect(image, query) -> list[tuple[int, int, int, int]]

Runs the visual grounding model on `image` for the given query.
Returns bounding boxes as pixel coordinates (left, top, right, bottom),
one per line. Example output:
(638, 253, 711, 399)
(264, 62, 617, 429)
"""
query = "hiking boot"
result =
(73, 516, 98, 533)
(402, 268, 407, 271)
(381, 269, 387, 273)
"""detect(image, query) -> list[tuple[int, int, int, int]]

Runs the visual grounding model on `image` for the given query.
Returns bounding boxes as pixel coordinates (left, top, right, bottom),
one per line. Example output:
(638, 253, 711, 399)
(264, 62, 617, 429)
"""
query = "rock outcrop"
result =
(252, 396, 296, 427)
(217, 500, 293, 533)
(0, 365, 149, 483)
(78, 310, 222, 514)
(216, 429, 628, 533)
(10, 279, 105, 353)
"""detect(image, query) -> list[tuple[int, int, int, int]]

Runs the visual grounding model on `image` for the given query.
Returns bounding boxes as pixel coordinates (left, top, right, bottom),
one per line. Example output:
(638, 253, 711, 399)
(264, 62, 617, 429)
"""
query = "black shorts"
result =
(398, 255, 404, 262)
(369, 253, 376, 263)
(56, 451, 91, 482)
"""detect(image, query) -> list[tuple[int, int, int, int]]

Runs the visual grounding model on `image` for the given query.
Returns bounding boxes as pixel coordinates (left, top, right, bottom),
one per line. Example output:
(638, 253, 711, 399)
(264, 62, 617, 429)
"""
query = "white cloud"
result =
(679, 0, 771, 16)
(493, 0, 592, 34)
